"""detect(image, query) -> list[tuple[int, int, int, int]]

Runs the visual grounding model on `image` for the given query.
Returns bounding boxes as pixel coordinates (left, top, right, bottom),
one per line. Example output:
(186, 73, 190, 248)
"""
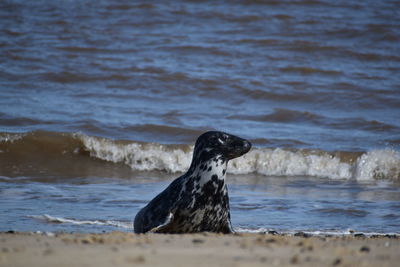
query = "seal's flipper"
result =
(134, 177, 183, 234)
(149, 212, 174, 233)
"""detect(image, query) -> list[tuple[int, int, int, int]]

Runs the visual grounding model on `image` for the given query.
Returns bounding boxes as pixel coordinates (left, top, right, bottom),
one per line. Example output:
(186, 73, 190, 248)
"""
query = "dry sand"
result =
(0, 231, 399, 267)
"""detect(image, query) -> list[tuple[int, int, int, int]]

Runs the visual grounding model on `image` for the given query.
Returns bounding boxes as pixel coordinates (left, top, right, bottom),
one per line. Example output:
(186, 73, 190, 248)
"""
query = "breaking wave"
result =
(79, 133, 193, 173)
(78, 133, 400, 181)
(1, 131, 399, 181)
(230, 148, 400, 181)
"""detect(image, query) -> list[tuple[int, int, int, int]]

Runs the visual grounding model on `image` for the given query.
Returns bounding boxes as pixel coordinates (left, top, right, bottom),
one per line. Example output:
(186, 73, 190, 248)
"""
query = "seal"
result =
(133, 131, 251, 234)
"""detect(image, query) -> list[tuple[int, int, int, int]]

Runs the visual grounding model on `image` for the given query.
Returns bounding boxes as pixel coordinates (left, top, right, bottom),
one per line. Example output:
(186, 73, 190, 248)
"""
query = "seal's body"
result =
(134, 131, 251, 234)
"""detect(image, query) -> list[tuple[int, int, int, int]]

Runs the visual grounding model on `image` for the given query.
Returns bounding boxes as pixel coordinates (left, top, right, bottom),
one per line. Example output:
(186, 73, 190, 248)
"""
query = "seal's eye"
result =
(218, 134, 229, 144)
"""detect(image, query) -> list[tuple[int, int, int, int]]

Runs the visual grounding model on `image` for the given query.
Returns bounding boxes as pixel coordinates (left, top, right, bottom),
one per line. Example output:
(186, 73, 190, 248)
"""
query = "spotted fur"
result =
(134, 131, 251, 234)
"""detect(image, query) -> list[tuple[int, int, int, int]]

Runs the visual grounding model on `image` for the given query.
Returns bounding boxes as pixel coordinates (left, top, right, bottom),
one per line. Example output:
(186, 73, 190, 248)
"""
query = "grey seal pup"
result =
(134, 131, 251, 234)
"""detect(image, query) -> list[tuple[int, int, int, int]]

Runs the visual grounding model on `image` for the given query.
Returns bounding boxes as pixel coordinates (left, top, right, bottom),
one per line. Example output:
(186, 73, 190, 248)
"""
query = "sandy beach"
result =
(0, 231, 398, 267)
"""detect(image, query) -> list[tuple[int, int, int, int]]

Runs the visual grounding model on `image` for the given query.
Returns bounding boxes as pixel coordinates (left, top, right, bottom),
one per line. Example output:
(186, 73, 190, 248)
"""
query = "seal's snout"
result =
(225, 135, 251, 160)
(242, 139, 251, 153)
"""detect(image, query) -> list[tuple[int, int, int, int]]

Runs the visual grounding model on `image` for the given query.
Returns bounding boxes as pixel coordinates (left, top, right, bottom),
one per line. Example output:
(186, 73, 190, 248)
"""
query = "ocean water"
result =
(1, 0, 400, 234)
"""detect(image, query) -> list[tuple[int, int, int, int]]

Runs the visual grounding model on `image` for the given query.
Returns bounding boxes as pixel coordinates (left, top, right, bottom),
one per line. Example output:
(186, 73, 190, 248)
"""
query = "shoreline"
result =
(1, 231, 399, 267)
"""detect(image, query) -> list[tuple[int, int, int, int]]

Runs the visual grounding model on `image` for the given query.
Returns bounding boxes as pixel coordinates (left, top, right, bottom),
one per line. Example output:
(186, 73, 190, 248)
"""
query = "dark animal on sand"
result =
(134, 131, 251, 234)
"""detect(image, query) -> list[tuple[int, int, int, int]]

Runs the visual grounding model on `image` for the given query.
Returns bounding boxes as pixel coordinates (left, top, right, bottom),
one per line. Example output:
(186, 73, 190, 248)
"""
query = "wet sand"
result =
(0, 231, 399, 267)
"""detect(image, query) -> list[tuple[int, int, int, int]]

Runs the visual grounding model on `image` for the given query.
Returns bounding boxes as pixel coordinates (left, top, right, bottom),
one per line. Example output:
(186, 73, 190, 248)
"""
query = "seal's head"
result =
(192, 131, 251, 163)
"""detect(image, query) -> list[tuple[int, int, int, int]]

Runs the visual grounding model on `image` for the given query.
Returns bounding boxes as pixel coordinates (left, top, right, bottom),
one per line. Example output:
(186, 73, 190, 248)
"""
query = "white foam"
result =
(353, 149, 400, 181)
(77, 134, 400, 181)
(78, 134, 192, 173)
(0, 132, 24, 143)
(28, 214, 132, 230)
(229, 148, 353, 179)
(231, 148, 400, 181)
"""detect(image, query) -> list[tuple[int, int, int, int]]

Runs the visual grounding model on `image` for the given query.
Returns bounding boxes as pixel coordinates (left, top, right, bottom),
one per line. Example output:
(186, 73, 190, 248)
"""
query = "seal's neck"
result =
(189, 155, 227, 185)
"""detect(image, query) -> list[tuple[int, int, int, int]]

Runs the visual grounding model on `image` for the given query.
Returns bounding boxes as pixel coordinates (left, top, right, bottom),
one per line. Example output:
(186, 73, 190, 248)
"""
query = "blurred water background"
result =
(1, 0, 399, 234)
